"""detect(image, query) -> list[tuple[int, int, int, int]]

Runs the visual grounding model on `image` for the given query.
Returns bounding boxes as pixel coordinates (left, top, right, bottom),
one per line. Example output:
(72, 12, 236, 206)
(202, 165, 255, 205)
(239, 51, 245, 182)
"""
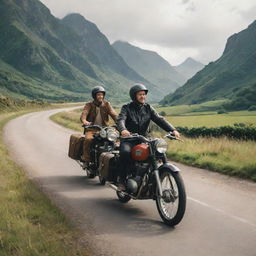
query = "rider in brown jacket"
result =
(80, 86, 117, 162)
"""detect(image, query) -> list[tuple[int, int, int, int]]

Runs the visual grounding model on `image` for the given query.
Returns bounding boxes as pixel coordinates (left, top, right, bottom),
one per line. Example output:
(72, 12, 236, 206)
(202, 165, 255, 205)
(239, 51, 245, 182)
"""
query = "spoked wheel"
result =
(86, 169, 96, 179)
(116, 190, 131, 203)
(156, 170, 186, 226)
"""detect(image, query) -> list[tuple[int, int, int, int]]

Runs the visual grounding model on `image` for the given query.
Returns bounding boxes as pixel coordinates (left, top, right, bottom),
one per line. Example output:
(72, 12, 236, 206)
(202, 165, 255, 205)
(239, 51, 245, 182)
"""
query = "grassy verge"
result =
(166, 136, 256, 182)
(0, 106, 89, 256)
(51, 109, 256, 182)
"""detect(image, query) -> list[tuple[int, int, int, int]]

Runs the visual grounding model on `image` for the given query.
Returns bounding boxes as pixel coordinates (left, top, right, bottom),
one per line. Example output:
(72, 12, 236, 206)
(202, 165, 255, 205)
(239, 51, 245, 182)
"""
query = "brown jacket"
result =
(80, 100, 117, 126)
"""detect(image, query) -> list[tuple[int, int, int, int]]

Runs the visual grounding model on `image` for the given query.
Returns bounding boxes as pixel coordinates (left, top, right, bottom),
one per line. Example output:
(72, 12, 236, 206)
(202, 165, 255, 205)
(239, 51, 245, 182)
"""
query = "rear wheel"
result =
(116, 191, 131, 203)
(88, 173, 96, 179)
(156, 170, 186, 226)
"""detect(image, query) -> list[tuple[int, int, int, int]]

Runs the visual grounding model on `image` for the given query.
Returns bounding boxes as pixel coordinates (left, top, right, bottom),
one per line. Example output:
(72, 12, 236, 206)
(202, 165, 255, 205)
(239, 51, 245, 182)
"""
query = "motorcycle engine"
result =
(134, 161, 150, 176)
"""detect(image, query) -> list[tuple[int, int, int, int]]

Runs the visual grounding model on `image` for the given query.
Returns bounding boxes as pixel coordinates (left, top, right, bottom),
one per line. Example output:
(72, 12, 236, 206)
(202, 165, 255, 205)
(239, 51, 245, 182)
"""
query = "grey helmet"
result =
(91, 86, 106, 99)
(129, 83, 148, 101)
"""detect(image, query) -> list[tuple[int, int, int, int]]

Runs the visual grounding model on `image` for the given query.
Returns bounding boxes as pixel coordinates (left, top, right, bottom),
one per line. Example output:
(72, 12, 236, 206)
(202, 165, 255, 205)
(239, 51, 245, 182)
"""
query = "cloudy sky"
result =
(40, 0, 256, 65)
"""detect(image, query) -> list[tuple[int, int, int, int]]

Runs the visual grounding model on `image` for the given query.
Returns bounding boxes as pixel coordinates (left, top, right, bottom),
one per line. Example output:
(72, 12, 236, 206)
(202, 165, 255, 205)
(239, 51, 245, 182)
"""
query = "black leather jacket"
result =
(117, 102, 176, 136)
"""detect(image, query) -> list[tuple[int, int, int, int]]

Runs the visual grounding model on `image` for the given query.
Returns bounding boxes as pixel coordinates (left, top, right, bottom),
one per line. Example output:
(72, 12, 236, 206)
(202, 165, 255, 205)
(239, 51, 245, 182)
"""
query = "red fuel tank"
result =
(131, 143, 149, 161)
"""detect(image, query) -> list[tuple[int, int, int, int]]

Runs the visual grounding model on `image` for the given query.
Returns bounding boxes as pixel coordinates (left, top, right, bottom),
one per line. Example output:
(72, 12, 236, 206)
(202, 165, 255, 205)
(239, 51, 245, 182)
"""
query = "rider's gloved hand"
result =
(121, 130, 131, 137)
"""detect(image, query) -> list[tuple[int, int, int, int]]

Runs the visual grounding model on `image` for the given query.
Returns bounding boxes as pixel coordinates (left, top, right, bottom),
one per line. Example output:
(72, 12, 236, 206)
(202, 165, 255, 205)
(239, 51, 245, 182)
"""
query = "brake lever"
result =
(165, 134, 184, 142)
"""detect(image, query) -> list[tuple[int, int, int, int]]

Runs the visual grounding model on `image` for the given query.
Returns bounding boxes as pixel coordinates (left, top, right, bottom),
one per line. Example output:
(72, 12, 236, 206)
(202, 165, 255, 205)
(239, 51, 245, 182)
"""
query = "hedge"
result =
(176, 126, 256, 141)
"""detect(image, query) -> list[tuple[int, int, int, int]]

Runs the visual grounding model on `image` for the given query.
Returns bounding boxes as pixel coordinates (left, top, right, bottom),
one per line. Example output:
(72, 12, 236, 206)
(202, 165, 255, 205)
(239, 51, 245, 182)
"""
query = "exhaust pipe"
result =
(106, 182, 137, 199)
(106, 182, 120, 191)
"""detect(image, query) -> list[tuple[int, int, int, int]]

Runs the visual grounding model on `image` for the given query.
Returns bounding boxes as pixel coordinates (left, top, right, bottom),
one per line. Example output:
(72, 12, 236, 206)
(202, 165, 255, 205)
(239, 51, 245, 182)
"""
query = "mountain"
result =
(174, 57, 204, 80)
(160, 20, 256, 107)
(0, 0, 161, 102)
(61, 14, 153, 87)
(112, 41, 186, 94)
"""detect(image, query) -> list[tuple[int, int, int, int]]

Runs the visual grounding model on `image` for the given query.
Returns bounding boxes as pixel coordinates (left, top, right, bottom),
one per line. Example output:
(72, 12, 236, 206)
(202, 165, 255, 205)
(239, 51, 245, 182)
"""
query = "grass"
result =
(50, 110, 83, 132)
(0, 106, 90, 256)
(156, 101, 256, 127)
(156, 100, 227, 115)
(164, 112, 256, 127)
(165, 136, 256, 181)
(52, 108, 256, 182)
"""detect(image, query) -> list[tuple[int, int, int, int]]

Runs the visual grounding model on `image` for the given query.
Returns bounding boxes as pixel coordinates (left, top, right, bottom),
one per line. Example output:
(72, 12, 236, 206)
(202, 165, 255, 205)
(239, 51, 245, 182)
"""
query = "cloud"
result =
(40, 0, 256, 65)
(181, 0, 190, 4)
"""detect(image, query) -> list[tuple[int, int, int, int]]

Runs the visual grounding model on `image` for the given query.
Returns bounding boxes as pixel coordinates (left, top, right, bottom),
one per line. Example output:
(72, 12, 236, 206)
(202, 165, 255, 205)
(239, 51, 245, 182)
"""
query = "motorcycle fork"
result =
(151, 156, 163, 197)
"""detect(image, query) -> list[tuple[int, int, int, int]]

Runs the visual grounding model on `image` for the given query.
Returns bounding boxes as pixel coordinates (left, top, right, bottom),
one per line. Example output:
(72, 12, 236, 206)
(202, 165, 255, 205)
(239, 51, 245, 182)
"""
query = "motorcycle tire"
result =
(86, 169, 96, 179)
(116, 191, 131, 203)
(156, 170, 186, 226)
(88, 173, 96, 179)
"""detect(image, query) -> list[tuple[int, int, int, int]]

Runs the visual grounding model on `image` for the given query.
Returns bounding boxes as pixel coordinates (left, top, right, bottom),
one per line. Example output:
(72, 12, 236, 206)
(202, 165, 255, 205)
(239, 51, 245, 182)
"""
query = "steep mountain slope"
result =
(112, 41, 186, 94)
(62, 14, 143, 82)
(174, 57, 204, 80)
(0, 0, 161, 102)
(161, 20, 256, 106)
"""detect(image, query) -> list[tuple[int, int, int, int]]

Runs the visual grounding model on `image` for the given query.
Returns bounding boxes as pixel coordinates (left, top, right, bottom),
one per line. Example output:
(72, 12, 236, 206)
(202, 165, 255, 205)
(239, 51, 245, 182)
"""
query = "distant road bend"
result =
(4, 107, 256, 256)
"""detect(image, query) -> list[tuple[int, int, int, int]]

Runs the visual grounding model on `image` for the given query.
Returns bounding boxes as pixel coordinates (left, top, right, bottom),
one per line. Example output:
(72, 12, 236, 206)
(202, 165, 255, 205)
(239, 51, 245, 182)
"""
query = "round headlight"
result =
(155, 139, 168, 153)
(107, 129, 118, 142)
(100, 129, 107, 138)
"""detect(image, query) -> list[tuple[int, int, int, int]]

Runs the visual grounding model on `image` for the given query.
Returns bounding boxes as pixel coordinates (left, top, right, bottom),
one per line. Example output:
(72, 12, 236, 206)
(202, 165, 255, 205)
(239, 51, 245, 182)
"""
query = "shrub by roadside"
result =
(176, 125, 256, 141)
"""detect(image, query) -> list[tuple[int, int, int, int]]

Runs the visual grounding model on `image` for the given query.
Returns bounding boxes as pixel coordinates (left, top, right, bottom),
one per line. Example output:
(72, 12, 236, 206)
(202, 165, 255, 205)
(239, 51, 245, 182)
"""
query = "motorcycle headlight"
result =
(155, 139, 168, 153)
(99, 129, 107, 138)
(107, 129, 118, 142)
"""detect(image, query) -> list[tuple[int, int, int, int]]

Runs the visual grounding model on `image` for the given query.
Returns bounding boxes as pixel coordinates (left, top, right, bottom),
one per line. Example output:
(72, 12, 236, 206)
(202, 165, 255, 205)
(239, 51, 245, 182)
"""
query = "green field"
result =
(155, 101, 256, 127)
(156, 100, 227, 115)
(51, 106, 256, 182)
(165, 112, 256, 127)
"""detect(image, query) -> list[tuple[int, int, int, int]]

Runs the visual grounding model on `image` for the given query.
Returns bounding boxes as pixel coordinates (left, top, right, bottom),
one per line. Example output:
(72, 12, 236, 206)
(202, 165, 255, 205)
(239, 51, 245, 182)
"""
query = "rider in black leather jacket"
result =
(117, 83, 180, 137)
(116, 84, 180, 187)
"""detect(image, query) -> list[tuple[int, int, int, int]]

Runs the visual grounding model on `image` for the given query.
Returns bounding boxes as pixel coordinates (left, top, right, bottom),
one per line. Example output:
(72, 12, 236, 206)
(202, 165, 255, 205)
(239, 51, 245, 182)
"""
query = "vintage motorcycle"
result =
(73, 125, 186, 226)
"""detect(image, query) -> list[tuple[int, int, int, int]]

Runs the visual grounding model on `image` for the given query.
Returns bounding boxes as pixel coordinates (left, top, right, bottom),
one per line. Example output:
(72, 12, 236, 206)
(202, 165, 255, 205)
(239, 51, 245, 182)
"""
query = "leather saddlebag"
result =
(98, 152, 115, 181)
(68, 134, 85, 160)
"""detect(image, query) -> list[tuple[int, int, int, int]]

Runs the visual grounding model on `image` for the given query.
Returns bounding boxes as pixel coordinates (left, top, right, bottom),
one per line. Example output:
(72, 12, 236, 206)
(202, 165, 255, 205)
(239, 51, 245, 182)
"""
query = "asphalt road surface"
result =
(4, 108, 256, 256)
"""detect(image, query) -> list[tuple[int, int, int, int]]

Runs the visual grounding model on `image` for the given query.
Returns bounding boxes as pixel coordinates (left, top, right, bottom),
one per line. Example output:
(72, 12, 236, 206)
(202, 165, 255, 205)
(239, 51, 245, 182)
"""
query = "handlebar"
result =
(164, 133, 183, 142)
(82, 124, 102, 130)
(120, 133, 151, 143)
(121, 132, 183, 142)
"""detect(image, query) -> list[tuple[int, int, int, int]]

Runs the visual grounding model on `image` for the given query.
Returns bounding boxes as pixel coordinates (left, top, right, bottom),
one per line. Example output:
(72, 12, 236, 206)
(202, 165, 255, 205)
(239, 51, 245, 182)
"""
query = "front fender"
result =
(158, 162, 180, 173)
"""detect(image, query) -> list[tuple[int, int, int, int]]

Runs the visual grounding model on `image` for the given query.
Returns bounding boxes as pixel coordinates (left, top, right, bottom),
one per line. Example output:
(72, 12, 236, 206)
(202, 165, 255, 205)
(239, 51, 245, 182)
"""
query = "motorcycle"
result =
(79, 125, 186, 226)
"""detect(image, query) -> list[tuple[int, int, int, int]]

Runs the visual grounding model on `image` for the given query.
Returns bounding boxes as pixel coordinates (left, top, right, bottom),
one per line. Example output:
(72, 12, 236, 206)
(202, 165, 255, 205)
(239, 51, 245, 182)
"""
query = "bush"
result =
(248, 105, 256, 111)
(234, 123, 246, 127)
(176, 126, 256, 141)
(217, 106, 228, 114)
(159, 111, 167, 116)
(217, 110, 227, 114)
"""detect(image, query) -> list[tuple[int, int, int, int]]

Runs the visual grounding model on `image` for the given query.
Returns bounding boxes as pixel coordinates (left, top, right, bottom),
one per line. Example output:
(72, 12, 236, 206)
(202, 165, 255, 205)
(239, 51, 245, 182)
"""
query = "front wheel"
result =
(156, 170, 186, 226)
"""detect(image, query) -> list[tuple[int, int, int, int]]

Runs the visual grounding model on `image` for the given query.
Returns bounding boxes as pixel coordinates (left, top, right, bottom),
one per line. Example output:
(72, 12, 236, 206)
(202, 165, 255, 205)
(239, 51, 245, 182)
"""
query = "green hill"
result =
(160, 20, 256, 109)
(0, 0, 162, 102)
(174, 57, 204, 81)
(112, 41, 186, 94)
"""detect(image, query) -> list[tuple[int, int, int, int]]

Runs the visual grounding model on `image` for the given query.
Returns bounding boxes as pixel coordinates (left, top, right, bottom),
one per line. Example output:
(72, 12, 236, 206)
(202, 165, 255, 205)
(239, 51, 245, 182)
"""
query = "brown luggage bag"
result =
(98, 152, 115, 181)
(68, 134, 85, 160)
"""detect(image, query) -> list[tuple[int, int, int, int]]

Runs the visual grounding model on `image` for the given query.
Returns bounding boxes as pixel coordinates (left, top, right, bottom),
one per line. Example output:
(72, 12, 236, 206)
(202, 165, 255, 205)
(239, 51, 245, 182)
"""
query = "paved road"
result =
(4, 108, 256, 256)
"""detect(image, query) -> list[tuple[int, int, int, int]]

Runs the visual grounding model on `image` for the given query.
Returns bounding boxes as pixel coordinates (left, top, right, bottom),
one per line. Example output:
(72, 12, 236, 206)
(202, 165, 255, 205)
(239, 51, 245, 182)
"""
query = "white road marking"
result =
(188, 196, 256, 229)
